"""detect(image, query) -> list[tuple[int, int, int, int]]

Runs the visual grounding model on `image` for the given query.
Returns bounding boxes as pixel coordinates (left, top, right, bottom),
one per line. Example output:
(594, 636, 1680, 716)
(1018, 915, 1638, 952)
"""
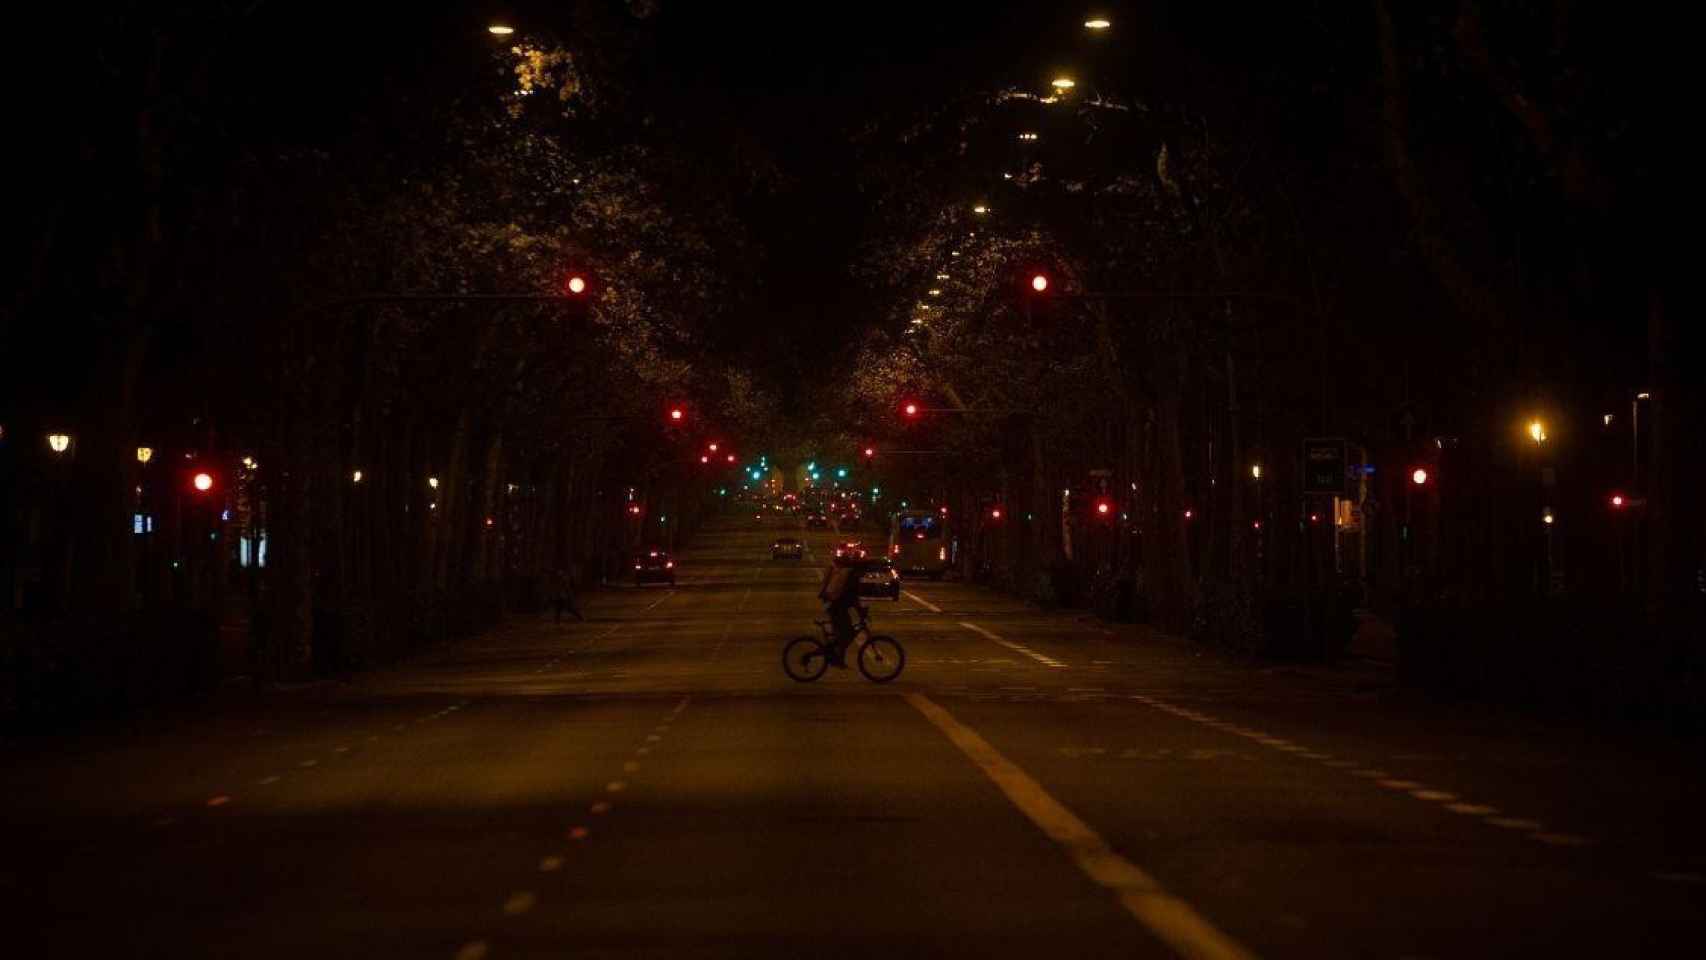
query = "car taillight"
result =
(634, 564, 641, 570)
(665, 561, 674, 569)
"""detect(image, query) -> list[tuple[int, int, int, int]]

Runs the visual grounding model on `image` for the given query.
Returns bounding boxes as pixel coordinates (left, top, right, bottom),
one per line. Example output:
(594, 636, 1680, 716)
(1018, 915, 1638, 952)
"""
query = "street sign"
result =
(1302, 438, 1348, 496)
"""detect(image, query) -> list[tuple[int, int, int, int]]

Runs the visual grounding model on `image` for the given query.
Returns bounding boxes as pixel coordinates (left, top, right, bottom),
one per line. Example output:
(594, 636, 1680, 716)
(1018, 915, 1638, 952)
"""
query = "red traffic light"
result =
(668, 407, 684, 422)
(192, 472, 215, 493)
(903, 402, 920, 417)
(1094, 498, 1112, 517)
(863, 446, 875, 458)
(565, 275, 588, 295)
(989, 507, 1003, 520)
(708, 442, 719, 452)
(726, 454, 736, 463)
(1030, 273, 1049, 293)
(627, 504, 642, 515)
(1411, 468, 1429, 486)
(1610, 493, 1626, 508)
(700, 455, 710, 464)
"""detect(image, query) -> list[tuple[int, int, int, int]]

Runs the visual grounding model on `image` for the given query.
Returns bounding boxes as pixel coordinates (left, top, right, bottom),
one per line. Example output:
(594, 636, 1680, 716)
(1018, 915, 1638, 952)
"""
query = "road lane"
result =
(3, 515, 1702, 957)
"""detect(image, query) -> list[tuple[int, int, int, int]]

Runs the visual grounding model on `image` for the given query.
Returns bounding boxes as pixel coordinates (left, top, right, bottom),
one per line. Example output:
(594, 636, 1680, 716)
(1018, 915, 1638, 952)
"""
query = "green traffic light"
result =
(836, 468, 847, 478)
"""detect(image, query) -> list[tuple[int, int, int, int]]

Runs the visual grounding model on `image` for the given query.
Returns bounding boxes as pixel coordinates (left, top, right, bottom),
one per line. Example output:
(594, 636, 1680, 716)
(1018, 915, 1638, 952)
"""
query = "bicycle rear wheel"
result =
(857, 635, 905, 683)
(783, 637, 829, 682)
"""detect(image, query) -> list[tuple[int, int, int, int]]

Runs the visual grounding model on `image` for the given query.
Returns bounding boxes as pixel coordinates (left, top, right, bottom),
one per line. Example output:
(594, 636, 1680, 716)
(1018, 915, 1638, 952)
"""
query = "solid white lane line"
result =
(959, 621, 1068, 668)
(906, 693, 1253, 960)
(904, 590, 943, 613)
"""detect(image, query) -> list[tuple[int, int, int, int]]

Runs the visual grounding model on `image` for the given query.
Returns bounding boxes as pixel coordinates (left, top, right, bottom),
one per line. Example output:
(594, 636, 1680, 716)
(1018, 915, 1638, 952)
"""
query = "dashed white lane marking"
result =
(539, 856, 564, 872)
(502, 891, 537, 916)
(959, 622, 1068, 668)
(454, 940, 489, 960)
(1133, 692, 1595, 850)
(1487, 817, 1545, 831)
(642, 590, 676, 612)
(907, 693, 1253, 960)
(903, 590, 943, 613)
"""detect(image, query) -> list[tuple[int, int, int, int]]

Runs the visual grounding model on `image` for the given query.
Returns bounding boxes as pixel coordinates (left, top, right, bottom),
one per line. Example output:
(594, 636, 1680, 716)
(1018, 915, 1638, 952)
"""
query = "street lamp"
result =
(1018, 132, 1040, 142)
(136, 446, 154, 465)
(428, 476, 440, 490)
(487, 24, 516, 36)
(47, 433, 71, 454)
(1051, 76, 1076, 91)
(972, 204, 989, 215)
(1527, 419, 1547, 444)
(1084, 17, 1111, 30)
(352, 470, 363, 484)
(1250, 464, 1263, 480)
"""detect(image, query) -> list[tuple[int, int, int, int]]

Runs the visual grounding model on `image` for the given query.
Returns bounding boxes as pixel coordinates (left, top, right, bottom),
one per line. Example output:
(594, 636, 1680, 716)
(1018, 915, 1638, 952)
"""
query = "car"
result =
(805, 513, 829, 529)
(856, 557, 902, 600)
(633, 550, 676, 586)
(771, 537, 804, 560)
(833, 540, 866, 560)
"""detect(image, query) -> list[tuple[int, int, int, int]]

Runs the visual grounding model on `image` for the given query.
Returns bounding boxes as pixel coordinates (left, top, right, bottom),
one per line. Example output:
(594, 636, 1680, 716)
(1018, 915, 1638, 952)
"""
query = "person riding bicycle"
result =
(817, 553, 868, 668)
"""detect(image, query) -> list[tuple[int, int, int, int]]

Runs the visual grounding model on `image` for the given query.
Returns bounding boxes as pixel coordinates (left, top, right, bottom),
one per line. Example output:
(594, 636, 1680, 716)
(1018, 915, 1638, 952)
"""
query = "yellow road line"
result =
(906, 693, 1255, 960)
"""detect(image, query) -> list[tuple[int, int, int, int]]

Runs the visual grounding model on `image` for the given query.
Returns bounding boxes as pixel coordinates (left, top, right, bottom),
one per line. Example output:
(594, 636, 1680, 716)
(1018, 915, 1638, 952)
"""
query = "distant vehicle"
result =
(888, 510, 947, 579)
(833, 540, 866, 560)
(805, 513, 829, 529)
(772, 537, 804, 560)
(857, 557, 902, 600)
(633, 550, 676, 586)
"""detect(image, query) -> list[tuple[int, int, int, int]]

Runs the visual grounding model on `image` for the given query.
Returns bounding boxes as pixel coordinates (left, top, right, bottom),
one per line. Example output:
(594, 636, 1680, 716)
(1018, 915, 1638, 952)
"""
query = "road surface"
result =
(4, 517, 1702, 957)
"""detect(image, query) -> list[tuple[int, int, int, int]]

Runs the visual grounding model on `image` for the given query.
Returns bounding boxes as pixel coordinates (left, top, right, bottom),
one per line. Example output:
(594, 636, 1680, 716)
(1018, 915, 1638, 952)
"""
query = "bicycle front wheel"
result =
(782, 637, 829, 682)
(857, 635, 906, 683)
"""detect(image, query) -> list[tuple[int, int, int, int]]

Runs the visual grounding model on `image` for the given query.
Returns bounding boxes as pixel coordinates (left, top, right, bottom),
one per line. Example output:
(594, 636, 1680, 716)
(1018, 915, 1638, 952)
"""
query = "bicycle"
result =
(782, 607, 906, 683)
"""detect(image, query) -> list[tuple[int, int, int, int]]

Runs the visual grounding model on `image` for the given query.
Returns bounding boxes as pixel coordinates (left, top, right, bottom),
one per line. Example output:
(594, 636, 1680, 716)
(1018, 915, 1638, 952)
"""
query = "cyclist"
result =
(816, 553, 868, 668)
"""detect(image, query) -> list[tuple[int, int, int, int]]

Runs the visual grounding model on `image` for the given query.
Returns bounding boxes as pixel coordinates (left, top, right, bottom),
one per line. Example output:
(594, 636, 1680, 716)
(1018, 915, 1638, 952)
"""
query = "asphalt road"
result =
(4, 516, 1702, 958)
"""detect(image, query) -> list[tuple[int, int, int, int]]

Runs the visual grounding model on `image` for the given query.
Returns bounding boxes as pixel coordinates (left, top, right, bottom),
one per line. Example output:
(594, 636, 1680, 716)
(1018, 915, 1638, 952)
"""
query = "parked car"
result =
(772, 537, 804, 560)
(856, 557, 902, 600)
(633, 550, 676, 586)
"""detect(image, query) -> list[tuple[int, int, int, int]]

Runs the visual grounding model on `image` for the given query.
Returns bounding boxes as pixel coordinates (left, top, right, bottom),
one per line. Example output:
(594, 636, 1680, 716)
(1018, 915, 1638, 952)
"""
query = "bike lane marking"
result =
(903, 590, 942, 613)
(905, 693, 1254, 960)
(959, 621, 1067, 668)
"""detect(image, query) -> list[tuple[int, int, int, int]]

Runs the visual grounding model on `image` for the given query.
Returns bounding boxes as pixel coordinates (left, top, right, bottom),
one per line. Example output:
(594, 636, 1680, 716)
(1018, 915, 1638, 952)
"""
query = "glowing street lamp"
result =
(352, 470, 363, 484)
(1527, 419, 1547, 444)
(1051, 76, 1076, 91)
(487, 24, 515, 36)
(1084, 17, 1111, 30)
(972, 204, 989, 215)
(136, 446, 154, 465)
(428, 476, 440, 490)
(1250, 464, 1263, 480)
